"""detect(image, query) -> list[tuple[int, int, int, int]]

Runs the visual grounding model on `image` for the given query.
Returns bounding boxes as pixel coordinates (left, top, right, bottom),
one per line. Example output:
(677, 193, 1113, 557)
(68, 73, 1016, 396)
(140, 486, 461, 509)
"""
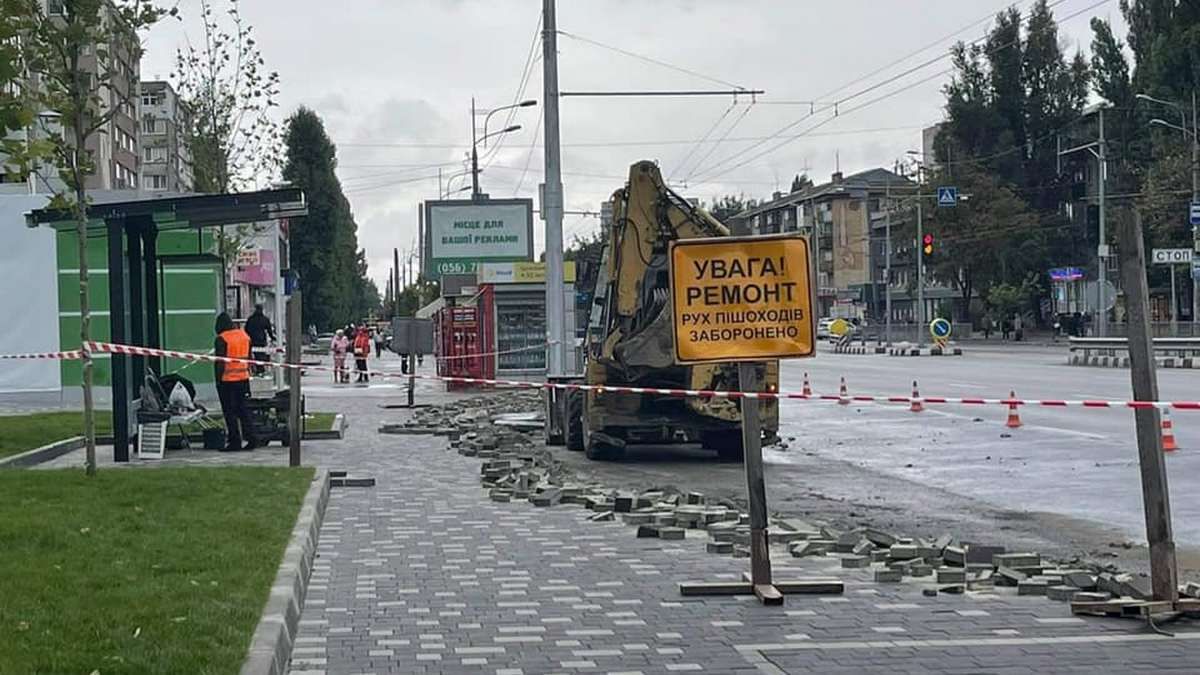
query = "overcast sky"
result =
(140, 0, 1126, 289)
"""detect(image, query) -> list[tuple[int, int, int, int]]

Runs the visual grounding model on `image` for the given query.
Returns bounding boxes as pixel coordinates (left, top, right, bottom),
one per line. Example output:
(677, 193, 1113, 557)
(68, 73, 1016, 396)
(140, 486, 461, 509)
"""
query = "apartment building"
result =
(138, 81, 193, 193)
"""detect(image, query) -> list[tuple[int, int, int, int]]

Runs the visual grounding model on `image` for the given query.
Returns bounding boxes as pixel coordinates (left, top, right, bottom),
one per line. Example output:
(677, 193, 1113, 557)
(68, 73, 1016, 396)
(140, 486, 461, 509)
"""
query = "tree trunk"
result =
(73, 145, 96, 476)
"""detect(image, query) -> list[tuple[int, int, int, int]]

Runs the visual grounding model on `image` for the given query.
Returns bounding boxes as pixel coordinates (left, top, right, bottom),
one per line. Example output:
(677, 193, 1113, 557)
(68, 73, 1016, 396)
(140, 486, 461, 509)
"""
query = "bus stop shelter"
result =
(26, 188, 307, 462)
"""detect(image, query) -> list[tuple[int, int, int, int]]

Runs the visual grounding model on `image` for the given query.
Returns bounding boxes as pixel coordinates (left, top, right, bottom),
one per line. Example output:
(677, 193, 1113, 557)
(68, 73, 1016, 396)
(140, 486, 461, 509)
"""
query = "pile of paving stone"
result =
(397, 393, 1200, 606)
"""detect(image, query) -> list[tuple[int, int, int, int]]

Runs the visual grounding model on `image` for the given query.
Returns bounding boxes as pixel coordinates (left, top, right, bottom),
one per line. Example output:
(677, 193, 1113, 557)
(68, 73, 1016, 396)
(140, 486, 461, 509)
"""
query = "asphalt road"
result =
(776, 343, 1200, 546)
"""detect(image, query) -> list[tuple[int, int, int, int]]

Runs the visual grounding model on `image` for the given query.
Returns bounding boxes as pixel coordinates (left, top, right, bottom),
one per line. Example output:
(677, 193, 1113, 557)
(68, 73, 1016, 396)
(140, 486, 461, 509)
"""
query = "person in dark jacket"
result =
(244, 304, 276, 376)
(215, 312, 258, 451)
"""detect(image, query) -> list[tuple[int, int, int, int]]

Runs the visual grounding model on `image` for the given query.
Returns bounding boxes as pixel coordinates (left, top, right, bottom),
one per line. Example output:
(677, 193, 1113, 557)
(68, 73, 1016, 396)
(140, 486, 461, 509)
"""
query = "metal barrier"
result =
(1068, 337, 1200, 359)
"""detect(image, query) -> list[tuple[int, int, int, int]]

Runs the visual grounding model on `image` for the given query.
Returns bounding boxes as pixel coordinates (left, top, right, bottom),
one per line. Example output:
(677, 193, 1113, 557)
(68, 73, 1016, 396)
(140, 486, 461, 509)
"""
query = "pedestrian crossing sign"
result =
(937, 186, 958, 207)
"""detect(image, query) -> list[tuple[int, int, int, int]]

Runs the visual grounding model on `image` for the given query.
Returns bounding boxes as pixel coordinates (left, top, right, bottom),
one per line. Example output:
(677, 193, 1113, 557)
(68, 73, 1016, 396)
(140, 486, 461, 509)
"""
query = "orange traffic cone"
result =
(802, 372, 813, 397)
(910, 380, 924, 413)
(838, 377, 849, 405)
(1005, 390, 1022, 428)
(1162, 408, 1179, 453)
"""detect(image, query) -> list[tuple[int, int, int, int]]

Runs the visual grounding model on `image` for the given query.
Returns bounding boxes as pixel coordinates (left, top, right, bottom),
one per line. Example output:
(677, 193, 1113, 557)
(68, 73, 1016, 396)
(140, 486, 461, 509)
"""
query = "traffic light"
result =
(922, 233, 934, 257)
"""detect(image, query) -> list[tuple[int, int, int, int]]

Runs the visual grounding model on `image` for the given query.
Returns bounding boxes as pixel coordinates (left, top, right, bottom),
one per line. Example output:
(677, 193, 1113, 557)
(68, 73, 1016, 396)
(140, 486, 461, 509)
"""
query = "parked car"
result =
(816, 318, 835, 340)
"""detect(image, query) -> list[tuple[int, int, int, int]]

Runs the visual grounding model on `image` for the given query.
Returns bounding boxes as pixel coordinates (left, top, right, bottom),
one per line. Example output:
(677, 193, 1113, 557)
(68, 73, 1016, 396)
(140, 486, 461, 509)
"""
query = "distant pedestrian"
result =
(982, 315, 993, 340)
(374, 329, 386, 358)
(244, 304, 276, 376)
(331, 329, 350, 383)
(1013, 314, 1024, 342)
(353, 327, 371, 382)
(214, 312, 257, 451)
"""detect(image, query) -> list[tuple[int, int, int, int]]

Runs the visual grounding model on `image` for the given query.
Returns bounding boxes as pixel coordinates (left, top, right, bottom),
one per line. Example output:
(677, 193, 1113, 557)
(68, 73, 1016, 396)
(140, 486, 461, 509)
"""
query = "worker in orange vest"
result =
(214, 312, 258, 451)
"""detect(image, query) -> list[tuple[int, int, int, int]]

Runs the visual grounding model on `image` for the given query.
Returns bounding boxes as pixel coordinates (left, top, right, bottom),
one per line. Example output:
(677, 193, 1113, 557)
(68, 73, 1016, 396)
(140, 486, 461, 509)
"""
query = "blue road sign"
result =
(1190, 202, 1200, 227)
(937, 186, 958, 207)
(929, 317, 952, 339)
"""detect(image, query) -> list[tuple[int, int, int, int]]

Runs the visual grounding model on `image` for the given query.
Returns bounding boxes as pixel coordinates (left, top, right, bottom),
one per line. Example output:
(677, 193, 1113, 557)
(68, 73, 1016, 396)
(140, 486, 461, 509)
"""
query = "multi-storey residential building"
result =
(0, 0, 140, 194)
(730, 167, 962, 324)
(138, 80, 193, 193)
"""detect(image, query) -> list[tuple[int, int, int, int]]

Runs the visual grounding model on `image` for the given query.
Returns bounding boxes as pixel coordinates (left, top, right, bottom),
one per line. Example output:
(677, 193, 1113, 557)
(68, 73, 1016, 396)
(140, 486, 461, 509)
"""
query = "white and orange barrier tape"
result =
(32, 340, 1191, 412)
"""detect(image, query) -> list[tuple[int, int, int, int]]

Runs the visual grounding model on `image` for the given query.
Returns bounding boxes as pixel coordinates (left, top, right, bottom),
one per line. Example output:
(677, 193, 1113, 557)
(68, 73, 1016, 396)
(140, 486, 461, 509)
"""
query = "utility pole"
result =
(470, 98, 481, 199)
(542, 0, 567, 377)
(1117, 211, 1178, 601)
(1192, 90, 1199, 332)
(884, 178, 892, 345)
(916, 198, 925, 345)
(1097, 106, 1108, 338)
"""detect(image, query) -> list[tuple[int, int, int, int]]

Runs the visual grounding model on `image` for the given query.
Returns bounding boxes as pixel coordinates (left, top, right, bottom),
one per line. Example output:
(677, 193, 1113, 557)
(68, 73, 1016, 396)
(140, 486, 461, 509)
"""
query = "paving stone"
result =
(1018, 578, 1050, 596)
(994, 552, 1041, 568)
(841, 555, 870, 569)
(936, 568, 966, 584)
(874, 568, 902, 583)
(706, 541, 733, 554)
(1046, 585, 1080, 601)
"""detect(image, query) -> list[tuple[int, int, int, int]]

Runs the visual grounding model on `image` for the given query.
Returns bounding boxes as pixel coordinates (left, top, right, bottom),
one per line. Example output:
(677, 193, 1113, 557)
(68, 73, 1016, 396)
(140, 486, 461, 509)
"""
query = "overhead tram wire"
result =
(555, 29, 748, 91)
(815, 0, 1056, 101)
(480, 12, 542, 173)
(682, 99, 757, 185)
(688, 0, 1111, 184)
(338, 125, 931, 152)
(687, 0, 1090, 182)
(513, 105, 544, 196)
(667, 98, 739, 183)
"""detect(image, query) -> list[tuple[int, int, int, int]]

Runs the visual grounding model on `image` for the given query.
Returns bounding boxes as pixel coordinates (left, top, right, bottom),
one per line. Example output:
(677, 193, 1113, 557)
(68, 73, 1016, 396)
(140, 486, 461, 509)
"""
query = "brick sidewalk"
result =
(287, 391, 1200, 675)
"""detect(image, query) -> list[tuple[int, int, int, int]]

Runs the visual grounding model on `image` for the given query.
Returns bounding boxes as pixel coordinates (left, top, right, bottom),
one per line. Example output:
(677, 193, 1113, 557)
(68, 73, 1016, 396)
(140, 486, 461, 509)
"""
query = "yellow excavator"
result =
(560, 160, 779, 460)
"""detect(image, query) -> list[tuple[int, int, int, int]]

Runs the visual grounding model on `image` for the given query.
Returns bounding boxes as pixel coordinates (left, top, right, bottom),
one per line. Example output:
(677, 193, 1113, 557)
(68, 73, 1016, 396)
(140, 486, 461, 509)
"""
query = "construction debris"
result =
(388, 391, 1185, 618)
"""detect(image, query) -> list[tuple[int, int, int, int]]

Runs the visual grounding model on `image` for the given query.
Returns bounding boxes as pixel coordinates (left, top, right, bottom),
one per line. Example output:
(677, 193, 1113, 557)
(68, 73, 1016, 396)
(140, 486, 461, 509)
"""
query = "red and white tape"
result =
(69, 340, 1200, 411)
(0, 350, 83, 360)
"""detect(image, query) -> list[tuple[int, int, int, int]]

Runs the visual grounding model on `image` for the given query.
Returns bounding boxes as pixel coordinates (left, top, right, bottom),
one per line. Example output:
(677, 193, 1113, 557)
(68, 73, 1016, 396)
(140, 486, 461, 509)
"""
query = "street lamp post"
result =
(470, 99, 537, 199)
(1140, 91, 1199, 332)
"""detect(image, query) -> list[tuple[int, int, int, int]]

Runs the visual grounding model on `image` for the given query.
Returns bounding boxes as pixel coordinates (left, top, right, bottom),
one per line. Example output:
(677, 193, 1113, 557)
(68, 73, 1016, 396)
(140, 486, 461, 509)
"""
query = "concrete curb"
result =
(302, 413, 346, 440)
(831, 345, 887, 355)
(239, 469, 331, 675)
(887, 347, 963, 357)
(1068, 355, 1197, 369)
(0, 436, 85, 469)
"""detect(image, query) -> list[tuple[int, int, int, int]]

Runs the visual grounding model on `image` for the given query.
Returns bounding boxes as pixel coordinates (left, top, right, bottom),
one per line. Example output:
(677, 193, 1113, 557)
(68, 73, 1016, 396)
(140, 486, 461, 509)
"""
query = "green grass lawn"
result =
(0, 410, 340, 459)
(0, 411, 113, 459)
(0, 466, 315, 674)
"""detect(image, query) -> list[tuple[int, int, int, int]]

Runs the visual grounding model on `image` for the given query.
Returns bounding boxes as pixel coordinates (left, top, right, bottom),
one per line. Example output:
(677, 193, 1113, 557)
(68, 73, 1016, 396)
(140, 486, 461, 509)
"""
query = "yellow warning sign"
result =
(670, 234, 815, 364)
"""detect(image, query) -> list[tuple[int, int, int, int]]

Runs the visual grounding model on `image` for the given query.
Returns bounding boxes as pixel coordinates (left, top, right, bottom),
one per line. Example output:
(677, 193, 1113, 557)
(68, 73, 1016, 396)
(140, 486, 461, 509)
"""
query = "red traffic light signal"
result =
(922, 233, 934, 256)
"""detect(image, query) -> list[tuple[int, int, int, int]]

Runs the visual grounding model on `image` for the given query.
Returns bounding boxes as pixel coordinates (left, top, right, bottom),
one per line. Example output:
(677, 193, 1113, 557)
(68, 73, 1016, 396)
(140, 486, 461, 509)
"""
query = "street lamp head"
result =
(906, 149, 922, 156)
(503, 124, 522, 133)
(519, 99, 537, 107)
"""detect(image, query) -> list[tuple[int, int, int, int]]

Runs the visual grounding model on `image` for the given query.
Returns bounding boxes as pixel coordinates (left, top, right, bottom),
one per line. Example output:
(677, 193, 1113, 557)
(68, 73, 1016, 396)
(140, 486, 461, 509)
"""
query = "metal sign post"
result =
(287, 289, 302, 467)
(671, 234, 842, 605)
(929, 317, 952, 350)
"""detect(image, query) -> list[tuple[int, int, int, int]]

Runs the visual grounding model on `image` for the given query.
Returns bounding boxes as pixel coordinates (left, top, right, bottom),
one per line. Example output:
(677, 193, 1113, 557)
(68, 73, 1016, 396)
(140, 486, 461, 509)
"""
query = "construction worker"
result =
(214, 312, 258, 451)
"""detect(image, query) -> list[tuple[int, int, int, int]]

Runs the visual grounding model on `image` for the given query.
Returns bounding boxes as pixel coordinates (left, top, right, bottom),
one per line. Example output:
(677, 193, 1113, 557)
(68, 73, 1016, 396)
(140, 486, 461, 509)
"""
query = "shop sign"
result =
(478, 261, 576, 284)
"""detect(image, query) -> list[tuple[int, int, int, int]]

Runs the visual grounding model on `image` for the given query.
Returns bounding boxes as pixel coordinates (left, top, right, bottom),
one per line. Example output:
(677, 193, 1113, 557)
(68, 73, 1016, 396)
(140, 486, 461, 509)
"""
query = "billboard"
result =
(424, 198, 534, 277)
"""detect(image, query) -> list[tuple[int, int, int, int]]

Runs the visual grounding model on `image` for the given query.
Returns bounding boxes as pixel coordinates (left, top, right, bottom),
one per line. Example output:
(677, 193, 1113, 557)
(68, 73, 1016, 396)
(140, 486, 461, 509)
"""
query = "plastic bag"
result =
(169, 382, 194, 411)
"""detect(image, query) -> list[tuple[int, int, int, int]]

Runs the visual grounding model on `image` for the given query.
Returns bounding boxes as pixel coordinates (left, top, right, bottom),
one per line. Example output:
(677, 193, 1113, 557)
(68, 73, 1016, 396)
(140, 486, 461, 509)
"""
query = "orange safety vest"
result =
(219, 328, 251, 382)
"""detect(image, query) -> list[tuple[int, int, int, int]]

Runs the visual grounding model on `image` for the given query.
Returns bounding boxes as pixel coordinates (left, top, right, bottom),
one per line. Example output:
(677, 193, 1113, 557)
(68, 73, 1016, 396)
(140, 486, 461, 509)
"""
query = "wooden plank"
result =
(741, 573, 844, 595)
(679, 581, 753, 596)
(754, 583, 784, 606)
